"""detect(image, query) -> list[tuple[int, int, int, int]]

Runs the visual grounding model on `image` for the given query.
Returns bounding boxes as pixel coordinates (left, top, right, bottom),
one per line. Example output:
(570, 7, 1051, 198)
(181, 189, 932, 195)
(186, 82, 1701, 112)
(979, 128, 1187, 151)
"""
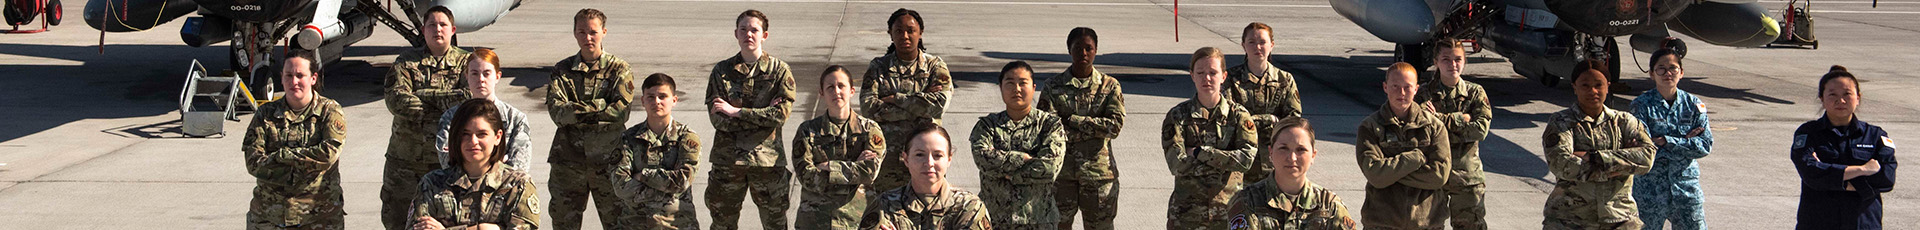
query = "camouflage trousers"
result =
(247, 211, 344, 230)
(1545, 218, 1644, 230)
(1444, 180, 1488, 230)
(550, 161, 632, 230)
(378, 157, 436, 230)
(1054, 179, 1118, 230)
(997, 223, 1059, 230)
(1633, 177, 1706, 230)
(1167, 173, 1242, 229)
(631, 191, 703, 230)
(705, 165, 792, 230)
(795, 186, 868, 230)
(872, 123, 917, 193)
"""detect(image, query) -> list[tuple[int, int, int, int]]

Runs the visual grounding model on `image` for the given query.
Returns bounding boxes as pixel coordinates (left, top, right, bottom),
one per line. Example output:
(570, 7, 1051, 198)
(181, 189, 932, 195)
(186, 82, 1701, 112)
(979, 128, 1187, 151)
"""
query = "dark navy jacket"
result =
(1792, 116, 1897, 230)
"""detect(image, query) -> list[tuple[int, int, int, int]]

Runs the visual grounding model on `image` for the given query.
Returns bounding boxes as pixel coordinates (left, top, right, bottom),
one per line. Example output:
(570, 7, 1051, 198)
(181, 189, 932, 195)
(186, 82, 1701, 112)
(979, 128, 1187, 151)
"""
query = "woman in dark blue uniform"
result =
(1791, 65, 1897, 230)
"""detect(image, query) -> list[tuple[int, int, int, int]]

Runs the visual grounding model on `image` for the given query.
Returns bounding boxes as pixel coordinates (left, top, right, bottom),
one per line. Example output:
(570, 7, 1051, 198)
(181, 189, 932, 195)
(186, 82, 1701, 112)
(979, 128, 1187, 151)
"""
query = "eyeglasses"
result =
(1654, 66, 1681, 73)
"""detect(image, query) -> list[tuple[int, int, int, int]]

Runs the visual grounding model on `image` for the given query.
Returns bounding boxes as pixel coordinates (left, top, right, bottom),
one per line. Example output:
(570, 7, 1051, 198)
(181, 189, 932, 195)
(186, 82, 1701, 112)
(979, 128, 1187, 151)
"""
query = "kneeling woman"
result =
(407, 99, 543, 230)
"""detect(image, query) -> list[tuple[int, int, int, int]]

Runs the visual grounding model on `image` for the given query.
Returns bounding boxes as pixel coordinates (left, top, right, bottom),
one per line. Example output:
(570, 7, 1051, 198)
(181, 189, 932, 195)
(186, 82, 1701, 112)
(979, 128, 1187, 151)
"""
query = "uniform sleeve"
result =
(1280, 74, 1305, 118)
(1792, 131, 1854, 191)
(858, 64, 899, 119)
(547, 65, 584, 125)
(958, 199, 994, 230)
(733, 64, 797, 129)
(858, 202, 897, 230)
(505, 179, 542, 230)
(1592, 117, 1657, 179)
(241, 110, 286, 184)
(1164, 112, 1194, 176)
(1664, 99, 1713, 159)
(1009, 119, 1068, 184)
(1543, 117, 1600, 182)
(268, 105, 347, 185)
(971, 119, 1029, 178)
(1398, 125, 1451, 190)
(1220, 192, 1252, 230)
(895, 60, 954, 119)
(1356, 121, 1431, 188)
(791, 127, 821, 184)
(1861, 132, 1897, 193)
(1200, 113, 1259, 172)
(434, 108, 457, 168)
(589, 65, 636, 124)
(1069, 82, 1126, 139)
(505, 111, 535, 171)
(706, 64, 736, 131)
(638, 132, 702, 193)
(609, 134, 644, 202)
(406, 180, 438, 228)
(1453, 88, 1493, 142)
(827, 123, 887, 185)
(1326, 197, 1359, 230)
(385, 63, 426, 118)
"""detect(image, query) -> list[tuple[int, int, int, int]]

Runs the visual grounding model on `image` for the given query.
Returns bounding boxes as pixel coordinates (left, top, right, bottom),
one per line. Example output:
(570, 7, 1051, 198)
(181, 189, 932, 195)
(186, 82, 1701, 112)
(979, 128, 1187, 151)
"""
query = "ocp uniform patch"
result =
(1229, 214, 1250, 230)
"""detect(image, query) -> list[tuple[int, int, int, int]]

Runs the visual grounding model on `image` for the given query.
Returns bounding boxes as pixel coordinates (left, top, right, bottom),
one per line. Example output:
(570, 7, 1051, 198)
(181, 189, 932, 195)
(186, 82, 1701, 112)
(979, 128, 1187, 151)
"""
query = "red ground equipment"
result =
(2, 0, 60, 33)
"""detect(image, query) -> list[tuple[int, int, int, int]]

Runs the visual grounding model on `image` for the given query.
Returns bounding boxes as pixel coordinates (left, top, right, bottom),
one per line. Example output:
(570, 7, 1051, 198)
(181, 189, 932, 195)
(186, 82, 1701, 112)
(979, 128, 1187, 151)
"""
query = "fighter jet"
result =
(82, 0, 522, 89)
(1332, 0, 1785, 87)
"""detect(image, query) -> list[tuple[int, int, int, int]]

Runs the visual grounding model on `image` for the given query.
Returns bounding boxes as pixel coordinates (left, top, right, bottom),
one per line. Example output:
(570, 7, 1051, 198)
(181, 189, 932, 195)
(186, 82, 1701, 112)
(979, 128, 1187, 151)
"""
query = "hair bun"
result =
(1830, 65, 1850, 73)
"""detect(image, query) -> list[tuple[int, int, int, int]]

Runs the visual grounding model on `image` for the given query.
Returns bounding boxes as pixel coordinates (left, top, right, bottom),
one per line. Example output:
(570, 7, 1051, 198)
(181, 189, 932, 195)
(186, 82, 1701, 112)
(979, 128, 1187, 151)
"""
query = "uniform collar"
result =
(273, 97, 325, 122)
(1638, 88, 1693, 106)
(1568, 105, 1614, 123)
(904, 186, 955, 213)
(569, 53, 616, 72)
(421, 47, 471, 67)
(451, 162, 510, 191)
(1063, 68, 1105, 88)
(1243, 63, 1283, 82)
(1816, 115, 1867, 135)
(728, 54, 777, 76)
(885, 52, 934, 74)
(1187, 96, 1231, 119)
(638, 121, 685, 144)
(1265, 178, 1321, 212)
(1375, 105, 1433, 128)
(1426, 80, 1466, 97)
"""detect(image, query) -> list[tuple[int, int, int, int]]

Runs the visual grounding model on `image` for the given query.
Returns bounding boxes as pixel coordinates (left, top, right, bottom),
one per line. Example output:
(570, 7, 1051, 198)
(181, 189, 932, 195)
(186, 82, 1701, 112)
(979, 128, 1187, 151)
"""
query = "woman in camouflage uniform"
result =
(406, 99, 542, 230)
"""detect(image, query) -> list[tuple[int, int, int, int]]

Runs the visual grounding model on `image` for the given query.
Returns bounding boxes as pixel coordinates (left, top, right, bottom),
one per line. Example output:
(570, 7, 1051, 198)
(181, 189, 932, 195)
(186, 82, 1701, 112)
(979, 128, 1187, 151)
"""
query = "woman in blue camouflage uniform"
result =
(1627, 38, 1713, 230)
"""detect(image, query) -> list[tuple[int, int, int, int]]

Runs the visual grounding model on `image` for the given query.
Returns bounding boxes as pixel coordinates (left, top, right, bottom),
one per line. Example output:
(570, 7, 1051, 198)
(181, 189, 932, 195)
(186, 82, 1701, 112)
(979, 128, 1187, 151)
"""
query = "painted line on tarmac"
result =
(629, 0, 1332, 8)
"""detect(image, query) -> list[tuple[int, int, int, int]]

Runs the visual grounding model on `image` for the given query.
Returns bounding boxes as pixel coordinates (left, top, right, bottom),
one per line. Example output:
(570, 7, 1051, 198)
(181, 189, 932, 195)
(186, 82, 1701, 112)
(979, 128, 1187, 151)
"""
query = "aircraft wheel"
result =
(1395, 43, 1433, 83)
(46, 0, 60, 26)
(1539, 72, 1561, 88)
(3, 2, 24, 26)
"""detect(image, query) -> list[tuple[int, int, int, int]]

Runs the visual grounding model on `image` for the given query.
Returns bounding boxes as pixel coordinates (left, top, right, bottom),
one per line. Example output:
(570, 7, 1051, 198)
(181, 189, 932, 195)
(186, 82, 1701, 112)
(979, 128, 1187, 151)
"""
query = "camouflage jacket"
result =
(243, 96, 347, 227)
(1162, 97, 1260, 178)
(860, 186, 993, 230)
(860, 52, 953, 125)
(1223, 63, 1304, 128)
(385, 48, 471, 162)
(1223, 178, 1357, 230)
(609, 121, 703, 212)
(707, 54, 796, 167)
(1542, 106, 1655, 224)
(1354, 106, 1451, 229)
(969, 110, 1068, 224)
(406, 163, 543, 230)
(793, 114, 887, 196)
(547, 53, 636, 164)
(1414, 80, 1491, 185)
(1036, 69, 1127, 181)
